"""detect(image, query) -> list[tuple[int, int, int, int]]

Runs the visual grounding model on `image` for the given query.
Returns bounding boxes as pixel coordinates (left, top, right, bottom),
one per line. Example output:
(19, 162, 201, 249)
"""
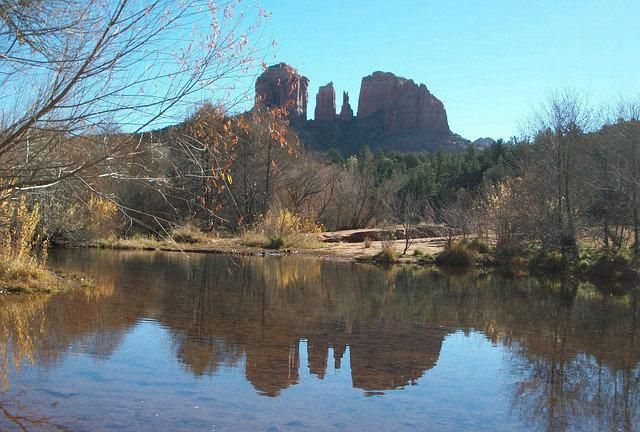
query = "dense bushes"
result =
(529, 249, 567, 274)
(242, 209, 323, 250)
(43, 195, 123, 246)
(424, 237, 638, 281)
(468, 238, 492, 254)
(434, 242, 475, 268)
(576, 247, 637, 281)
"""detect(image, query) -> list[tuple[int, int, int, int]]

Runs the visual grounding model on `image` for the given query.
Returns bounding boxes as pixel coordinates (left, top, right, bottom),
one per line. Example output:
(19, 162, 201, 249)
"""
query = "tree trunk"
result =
(634, 205, 639, 260)
(403, 227, 410, 255)
(263, 139, 273, 216)
(564, 174, 579, 257)
(604, 217, 610, 254)
(633, 186, 639, 260)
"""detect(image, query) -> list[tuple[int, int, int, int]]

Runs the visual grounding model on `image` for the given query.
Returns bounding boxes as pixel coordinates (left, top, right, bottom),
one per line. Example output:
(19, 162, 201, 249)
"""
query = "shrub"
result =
(468, 238, 491, 254)
(43, 195, 123, 246)
(264, 209, 322, 238)
(370, 241, 399, 265)
(490, 243, 531, 273)
(434, 242, 475, 267)
(243, 209, 323, 249)
(265, 237, 285, 250)
(577, 247, 637, 281)
(529, 248, 566, 274)
(169, 224, 208, 244)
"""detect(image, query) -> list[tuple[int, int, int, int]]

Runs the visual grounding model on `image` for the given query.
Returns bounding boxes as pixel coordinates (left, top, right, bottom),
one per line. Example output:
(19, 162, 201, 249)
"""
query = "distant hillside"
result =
(472, 137, 496, 147)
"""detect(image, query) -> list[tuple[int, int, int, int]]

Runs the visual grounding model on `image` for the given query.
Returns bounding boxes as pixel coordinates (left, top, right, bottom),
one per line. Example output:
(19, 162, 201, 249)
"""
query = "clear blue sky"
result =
(257, 0, 639, 140)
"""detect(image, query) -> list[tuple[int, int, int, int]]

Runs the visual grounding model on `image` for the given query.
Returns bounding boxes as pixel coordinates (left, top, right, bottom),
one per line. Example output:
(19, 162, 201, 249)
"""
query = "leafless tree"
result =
(440, 189, 475, 246)
(528, 90, 594, 257)
(0, 0, 269, 230)
(383, 181, 431, 255)
(612, 99, 640, 259)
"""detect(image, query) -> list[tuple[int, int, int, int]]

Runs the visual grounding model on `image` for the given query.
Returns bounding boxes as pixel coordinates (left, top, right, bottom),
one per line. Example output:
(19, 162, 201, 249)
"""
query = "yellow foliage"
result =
(88, 195, 118, 217)
(260, 208, 323, 239)
(43, 193, 123, 244)
(243, 209, 323, 249)
(0, 196, 43, 260)
(0, 255, 58, 294)
(0, 195, 62, 295)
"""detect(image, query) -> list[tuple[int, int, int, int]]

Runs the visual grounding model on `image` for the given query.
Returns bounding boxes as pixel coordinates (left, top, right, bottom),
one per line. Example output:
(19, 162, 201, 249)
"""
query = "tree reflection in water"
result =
(0, 250, 637, 430)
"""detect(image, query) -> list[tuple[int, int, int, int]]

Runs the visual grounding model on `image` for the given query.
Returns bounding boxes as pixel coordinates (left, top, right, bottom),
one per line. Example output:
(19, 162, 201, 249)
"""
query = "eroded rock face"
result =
(255, 63, 309, 125)
(339, 91, 354, 121)
(315, 82, 336, 122)
(357, 72, 449, 135)
(252, 64, 466, 154)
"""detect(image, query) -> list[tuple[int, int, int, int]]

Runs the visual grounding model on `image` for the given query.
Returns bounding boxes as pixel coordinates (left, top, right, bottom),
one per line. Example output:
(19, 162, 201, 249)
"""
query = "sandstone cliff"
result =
(314, 82, 336, 122)
(357, 71, 450, 135)
(254, 63, 467, 154)
(255, 63, 309, 126)
(339, 92, 354, 120)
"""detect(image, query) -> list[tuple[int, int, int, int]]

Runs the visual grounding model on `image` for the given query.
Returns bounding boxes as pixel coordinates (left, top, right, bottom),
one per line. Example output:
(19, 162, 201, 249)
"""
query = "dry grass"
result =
(0, 255, 90, 294)
(169, 224, 212, 244)
(95, 234, 166, 250)
(239, 209, 324, 250)
(238, 231, 266, 248)
(95, 224, 222, 251)
(239, 231, 323, 250)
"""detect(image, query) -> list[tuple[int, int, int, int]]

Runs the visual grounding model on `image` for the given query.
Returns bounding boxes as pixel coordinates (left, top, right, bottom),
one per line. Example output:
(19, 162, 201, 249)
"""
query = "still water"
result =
(0, 249, 638, 431)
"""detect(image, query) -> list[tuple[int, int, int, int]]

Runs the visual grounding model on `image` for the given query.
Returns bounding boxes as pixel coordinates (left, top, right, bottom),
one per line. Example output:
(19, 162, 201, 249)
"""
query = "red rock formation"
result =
(314, 82, 336, 121)
(252, 64, 466, 153)
(357, 72, 449, 135)
(339, 91, 354, 120)
(255, 63, 309, 125)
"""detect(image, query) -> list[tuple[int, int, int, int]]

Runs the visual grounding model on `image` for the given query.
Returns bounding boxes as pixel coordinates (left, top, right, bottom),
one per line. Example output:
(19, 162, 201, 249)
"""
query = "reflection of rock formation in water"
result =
(307, 336, 329, 379)
(347, 324, 444, 391)
(245, 338, 300, 397)
(3, 249, 640, 428)
(306, 323, 445, 391)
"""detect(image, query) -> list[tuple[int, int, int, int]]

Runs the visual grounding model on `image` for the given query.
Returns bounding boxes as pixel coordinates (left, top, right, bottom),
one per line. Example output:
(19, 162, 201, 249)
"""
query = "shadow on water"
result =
(0, 249, 638, 431)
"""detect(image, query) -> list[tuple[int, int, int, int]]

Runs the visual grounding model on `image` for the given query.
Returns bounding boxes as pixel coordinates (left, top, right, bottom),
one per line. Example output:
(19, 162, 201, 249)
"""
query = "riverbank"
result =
(4, 230, 638, 294)
(3, 223, 632, 293)
(90, 230, 450, 263)
(3, 228, 442, 294)
(90, 230, 640, 284)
